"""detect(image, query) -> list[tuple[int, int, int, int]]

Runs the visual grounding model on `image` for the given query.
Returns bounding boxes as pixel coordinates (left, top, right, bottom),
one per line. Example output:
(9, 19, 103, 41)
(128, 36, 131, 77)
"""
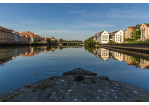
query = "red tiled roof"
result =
(145, 23, 149, 27)
(128, 26, 136, 31)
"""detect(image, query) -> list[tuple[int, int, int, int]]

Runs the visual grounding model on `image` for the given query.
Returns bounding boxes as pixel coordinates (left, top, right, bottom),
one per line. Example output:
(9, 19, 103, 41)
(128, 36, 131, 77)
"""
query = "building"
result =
(124, 26, 136, 39)
(20, 35, 29, 43)
(0, 26, 14, 43)
(21, 31, 34, 42)
(13, 32, 21, 42)
(140, 23, 149, 41)
(111, 30, 123, 43)
(93, 30, 109, 44)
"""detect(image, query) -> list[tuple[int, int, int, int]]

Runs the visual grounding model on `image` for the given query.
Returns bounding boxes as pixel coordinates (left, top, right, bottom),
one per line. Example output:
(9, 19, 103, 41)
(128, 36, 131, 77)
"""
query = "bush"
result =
(108, 41, 119, 44)
(144, 38, 149, 43)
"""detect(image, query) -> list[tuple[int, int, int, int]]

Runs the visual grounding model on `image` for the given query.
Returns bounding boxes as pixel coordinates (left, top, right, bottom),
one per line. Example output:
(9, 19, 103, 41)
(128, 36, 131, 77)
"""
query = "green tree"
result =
(53, 40, 57, 44)
(59, 39, 64, 42)
(132, 30, 141, 41)
(46, 38, 51, 43)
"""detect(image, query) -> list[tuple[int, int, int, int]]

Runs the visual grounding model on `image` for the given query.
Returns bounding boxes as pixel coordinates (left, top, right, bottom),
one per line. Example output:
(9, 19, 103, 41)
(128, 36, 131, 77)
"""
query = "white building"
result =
(111, 30, 123, 43)
(93, 30, 109, 44)
(13, 32, 21, 42)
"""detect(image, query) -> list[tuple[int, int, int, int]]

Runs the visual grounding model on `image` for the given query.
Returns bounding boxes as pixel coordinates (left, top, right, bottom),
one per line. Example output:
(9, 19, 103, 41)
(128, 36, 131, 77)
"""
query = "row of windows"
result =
(0, 38, 14, 40)
(142, 37, 145, 39)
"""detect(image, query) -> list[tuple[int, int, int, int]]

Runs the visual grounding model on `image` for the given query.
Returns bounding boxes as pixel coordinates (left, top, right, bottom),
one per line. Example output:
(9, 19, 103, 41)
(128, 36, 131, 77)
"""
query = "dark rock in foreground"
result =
(0, 75, 149, 102)
(63, 68, 97, 76)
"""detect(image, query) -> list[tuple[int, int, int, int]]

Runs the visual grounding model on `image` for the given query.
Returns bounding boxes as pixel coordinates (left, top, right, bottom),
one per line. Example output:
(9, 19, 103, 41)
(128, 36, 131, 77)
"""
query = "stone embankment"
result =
(0, 75, 149, 102)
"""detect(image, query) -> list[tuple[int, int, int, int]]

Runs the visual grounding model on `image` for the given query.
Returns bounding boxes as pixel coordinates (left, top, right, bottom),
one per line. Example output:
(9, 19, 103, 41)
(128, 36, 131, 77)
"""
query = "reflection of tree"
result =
(46, 46, 58, 51)
(59, 47, 64, 50)
(84, 46, 97, 54)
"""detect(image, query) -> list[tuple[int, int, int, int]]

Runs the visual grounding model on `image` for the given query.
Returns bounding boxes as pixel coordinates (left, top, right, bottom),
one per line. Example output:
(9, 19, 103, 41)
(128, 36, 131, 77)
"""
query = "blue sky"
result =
(0, 3, 149, 41)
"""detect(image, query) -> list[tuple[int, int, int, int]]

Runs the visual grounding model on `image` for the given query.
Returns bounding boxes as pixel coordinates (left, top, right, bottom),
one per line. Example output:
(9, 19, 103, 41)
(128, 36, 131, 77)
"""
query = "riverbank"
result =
(0, 42, 58, 46)
(0, 75, 149, 102)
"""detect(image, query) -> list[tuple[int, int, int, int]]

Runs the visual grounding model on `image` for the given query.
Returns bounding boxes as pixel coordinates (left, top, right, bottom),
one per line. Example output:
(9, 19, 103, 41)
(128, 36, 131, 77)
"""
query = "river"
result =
(0, 46, 149, 94)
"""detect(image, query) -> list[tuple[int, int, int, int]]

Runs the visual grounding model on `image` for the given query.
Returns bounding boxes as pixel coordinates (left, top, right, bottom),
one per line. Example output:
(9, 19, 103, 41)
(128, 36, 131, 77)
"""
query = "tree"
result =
(46, 38, 51, 43)
(59, 39, 64, 42)
(53, 40, 57, 44)
(132, 30, 141, 41)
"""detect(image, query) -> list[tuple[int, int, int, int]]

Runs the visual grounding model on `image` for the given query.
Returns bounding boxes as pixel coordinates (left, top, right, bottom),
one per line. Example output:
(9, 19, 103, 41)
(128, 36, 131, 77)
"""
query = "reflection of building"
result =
(0, 48, 15, 66)
(123, 54, 133, 65)
(112, 52, 123, 62)
(93, 48, 109, 60)
(140, 59, 149, 69)
(101, 48, 109, 61)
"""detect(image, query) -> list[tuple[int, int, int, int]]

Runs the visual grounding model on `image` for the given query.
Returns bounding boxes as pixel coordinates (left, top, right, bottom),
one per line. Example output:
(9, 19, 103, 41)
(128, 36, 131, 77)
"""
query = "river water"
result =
(0, 46, 149, 94)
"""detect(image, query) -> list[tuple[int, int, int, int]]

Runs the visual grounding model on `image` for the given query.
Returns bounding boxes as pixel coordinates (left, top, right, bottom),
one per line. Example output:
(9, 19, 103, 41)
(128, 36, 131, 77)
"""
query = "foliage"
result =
(84, 46, 97, 54)
(108, 41, 119, 44)
(59, 39, 64, 42)
(84, 37, 96, 45)
(144, 38, 149, 43)
(132, 30, 141, 40)
(59, 39, 83, 42)
(125, 38, 133, 41)
(46, 38, 51, 43)
(53, 40, 58, 43)
(96, 42, 99, 45)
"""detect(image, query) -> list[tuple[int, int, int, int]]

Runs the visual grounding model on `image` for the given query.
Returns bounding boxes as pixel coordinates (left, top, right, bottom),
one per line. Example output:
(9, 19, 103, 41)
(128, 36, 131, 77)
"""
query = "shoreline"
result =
(0, 75, 149, 102)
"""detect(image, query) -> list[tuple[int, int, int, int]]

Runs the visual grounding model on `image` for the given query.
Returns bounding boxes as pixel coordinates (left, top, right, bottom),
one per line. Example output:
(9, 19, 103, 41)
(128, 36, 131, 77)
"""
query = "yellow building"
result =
(124, 26, 136, 39)
(140, 23, 149, 41)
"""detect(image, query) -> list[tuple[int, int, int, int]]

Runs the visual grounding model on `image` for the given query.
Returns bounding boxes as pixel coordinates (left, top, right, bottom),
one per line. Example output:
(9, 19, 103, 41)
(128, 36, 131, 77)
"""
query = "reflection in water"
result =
(0, 46, 59, 67)
(85, 47, 149, 69)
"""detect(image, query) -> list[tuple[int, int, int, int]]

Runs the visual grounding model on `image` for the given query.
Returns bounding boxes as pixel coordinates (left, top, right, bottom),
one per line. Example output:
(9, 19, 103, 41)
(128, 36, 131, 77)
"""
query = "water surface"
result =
(0, 46, 149, 94)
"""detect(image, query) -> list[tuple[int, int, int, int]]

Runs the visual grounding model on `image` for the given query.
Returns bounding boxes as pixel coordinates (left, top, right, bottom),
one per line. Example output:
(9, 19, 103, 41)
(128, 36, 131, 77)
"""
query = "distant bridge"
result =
(59, 42, 84, 45)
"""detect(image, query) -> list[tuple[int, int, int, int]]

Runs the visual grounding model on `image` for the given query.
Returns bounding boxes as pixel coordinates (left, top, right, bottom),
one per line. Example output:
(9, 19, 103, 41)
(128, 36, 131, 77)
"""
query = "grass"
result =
(9, 93, 20, 99)
(0, 93, 20, 102)
(136, 100, 147, 102)
(32, 89, 36, 92)
(23, 84, 31, 88)
(49, 76, 54, 79)
(34, 84, 40, 88)
(0, 98, 9, 102)
(34, 83, 53, 89)
(39, 83, 53, 89)
(87, 77, 96, 83)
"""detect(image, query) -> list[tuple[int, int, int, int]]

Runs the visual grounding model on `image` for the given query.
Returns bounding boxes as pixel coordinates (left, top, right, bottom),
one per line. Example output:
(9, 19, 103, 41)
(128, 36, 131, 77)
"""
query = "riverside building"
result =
(93, 30, 109, 44)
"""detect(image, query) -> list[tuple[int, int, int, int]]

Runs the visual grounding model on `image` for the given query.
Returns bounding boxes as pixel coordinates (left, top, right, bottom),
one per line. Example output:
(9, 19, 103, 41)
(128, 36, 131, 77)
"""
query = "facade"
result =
(13, 32, 21, 42)
(111, 30, 123, 43)
(124, 26, 136, 39)
(21, 31, 34, 42)
(140, 23, 149, 41)
(93, 30, 109, 44)
(0, 26, 14, 43)
(20, 35, 29, 42)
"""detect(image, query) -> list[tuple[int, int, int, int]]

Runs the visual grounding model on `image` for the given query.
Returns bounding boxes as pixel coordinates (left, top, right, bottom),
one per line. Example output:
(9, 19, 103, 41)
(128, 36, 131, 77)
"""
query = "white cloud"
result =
(68, 8, 149, 19)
